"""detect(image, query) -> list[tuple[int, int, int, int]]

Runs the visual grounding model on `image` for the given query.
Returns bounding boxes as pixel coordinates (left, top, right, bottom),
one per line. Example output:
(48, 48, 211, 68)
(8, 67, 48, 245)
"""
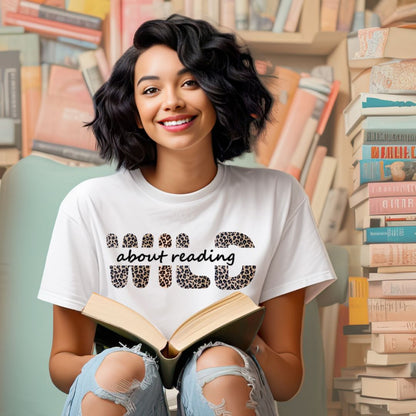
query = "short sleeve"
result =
(38, 195, 99, 310)
(260, 181, 337, 304)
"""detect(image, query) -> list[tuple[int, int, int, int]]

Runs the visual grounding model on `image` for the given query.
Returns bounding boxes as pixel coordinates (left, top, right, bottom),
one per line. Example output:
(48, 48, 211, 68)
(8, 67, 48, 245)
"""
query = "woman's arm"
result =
(253, 288, 305, 401)
(49, 305, 97, 393)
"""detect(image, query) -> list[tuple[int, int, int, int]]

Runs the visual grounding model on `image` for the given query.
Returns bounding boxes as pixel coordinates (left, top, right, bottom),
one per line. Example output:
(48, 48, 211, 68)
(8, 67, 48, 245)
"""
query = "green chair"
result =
(0, 154, 348, 415)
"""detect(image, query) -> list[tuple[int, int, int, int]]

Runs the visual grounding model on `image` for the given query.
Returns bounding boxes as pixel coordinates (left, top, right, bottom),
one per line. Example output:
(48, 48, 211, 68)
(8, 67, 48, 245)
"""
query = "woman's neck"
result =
(140, 150, 218, 194)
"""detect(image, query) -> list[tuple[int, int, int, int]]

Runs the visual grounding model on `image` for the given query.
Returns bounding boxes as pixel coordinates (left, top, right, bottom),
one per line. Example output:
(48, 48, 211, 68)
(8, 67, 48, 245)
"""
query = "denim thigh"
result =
(62, 345, 170, 416)
(176, 342, 278, 416)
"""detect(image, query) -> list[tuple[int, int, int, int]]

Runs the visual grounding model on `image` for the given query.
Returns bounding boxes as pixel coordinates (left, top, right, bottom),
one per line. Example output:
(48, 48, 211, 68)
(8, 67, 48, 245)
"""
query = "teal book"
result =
(353, 159, 416, 190)
(364, 226, 416, 244)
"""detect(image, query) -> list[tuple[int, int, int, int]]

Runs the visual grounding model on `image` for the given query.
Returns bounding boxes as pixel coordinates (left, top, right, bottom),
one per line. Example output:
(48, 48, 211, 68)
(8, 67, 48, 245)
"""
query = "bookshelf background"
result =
(2, 0, 416, 415)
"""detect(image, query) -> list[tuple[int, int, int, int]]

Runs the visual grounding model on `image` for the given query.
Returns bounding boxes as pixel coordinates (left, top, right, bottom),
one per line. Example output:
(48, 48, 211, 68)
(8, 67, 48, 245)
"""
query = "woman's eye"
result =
(143, 87, 158, 95)
(183, 79, 198, 88)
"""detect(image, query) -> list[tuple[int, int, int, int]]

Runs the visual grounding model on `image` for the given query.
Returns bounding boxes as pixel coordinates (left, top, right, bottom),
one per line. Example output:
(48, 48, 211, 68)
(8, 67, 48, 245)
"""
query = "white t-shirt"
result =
(38, 163, 336, 339)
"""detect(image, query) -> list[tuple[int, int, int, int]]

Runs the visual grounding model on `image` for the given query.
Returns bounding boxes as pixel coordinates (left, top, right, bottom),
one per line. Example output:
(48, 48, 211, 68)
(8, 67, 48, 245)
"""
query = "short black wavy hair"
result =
(87, 14, 273, 170)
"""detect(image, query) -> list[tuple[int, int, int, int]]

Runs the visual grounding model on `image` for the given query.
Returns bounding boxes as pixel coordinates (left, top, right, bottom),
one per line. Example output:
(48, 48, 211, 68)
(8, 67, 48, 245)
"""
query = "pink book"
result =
(368, 298, 416, 321)
(368, 279, 416, 299)
(284, 0, 305, 32)
(350, 181, 416, 208)
(268, 87, 317, 172)
(4, 11, 102, 44)
(34, 65, 96, 151)
(371, 320, 416, 334)
(371, 333, 416, 354)
(362, 243, 416, 268)
(304, 145, 328, 200)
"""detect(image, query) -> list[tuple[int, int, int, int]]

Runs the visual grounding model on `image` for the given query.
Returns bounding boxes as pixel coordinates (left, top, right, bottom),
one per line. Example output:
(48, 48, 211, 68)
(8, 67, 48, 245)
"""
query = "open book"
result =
(82, 291, 265, 388)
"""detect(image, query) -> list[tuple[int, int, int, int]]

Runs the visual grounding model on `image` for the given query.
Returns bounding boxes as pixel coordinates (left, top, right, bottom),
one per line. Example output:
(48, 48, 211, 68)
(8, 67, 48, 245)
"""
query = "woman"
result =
(38, 14, 336, 416)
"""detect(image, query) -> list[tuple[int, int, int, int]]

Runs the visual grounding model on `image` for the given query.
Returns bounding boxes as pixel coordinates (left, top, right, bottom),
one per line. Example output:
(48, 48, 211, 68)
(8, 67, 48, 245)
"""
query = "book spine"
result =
(353, 159, 416, 188)
(31, 140, 104, 164)
(78, 50, 104, 97)
(4, 11, 102, 44)
(361, 376, 416, 400)
(336, 0, 355, 31)
(320, 0, 340, 32)
(272, 0, 292, 33)
(369, 279, 416, 298)
(362, 243, 416, 267)
(371, 320, 416, 333)
(219, 0, 235, 29)
(359, 130, 416, 144)
(368, 298, 416, 321)
(371, 334, 416, 354)
(364, 226, 416, 244)
(348, 276, 369, 325)
(357, 144, 416, 160)
(18, 0, 102, 30)
(368, 196, 416, 215)
(368, 181, 416, 197)
(235, 0, 249, 30)
(283, 0, 304, 32)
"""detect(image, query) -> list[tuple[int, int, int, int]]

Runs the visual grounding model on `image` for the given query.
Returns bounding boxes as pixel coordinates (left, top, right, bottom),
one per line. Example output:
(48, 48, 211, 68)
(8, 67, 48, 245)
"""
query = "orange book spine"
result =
(21, 65, 42, 157)
(320, 0, 341, 31)
(304, 145, 327, 200)
(268, 87, 317, 172)
(255, 65, 300, 166)
(368, 298, 416, 321)
(348, 276, 369, 325)
(371, 333, 416, 353)
(4, 11, 102, 44)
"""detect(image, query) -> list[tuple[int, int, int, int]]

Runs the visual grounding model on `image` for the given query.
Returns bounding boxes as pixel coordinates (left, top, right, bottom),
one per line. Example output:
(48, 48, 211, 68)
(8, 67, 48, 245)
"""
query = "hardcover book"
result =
(82, 291, 265, 389)
(368, 298, 416, 321)
(371, 333, 416, 354)
(361, 243, 416, 268)
(343, 93, 416, 136)
(360, 376, 416, 400)
(360, 214, 416, 229)
(352, 159, 416, 190)
(365, 361, 416, 378)
(363, 226, 416, 244)
(349, 181, 416, 209)
(366, 349, 416, 366)
(371, 320, 416, 334)
(368, 278, 416, 298)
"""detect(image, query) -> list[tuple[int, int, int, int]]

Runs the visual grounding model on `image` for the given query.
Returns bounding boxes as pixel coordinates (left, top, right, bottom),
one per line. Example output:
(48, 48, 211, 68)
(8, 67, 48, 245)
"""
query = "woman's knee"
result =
(196, 345, 245, 371)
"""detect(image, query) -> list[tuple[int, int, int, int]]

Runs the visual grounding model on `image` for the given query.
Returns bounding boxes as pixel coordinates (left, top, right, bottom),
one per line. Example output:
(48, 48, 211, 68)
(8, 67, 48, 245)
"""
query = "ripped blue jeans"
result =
(62, 342, 277, 416)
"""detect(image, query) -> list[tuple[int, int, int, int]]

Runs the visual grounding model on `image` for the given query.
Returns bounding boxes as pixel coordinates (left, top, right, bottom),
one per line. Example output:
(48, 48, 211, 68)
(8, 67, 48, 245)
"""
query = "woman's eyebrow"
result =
(137, 68, 191, 86)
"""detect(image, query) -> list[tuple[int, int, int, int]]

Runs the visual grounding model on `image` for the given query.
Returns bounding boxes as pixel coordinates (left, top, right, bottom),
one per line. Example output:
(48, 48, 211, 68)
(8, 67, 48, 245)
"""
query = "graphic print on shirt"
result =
(106, 232, 256, 290)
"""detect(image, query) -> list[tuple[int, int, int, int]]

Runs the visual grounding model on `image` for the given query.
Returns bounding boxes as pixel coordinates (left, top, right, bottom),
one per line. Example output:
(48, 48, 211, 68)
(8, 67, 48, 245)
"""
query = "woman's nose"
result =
(163, 88, 185, 111)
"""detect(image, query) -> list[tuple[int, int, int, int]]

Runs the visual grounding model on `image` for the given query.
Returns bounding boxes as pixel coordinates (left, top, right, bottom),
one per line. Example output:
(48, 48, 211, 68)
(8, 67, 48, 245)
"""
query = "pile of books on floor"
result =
(334, 23, 416, 416)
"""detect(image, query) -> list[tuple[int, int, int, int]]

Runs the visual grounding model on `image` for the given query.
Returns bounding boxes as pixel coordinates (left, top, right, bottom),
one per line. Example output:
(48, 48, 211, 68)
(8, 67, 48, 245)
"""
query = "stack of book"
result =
(0, 0, 112, 167)
(336, 22, 416, 416)
(254, 58, 346, 240)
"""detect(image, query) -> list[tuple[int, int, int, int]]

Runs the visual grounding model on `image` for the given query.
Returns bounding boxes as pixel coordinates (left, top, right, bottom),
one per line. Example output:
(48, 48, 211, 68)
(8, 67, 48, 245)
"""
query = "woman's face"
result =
(134, 44, 217, 156)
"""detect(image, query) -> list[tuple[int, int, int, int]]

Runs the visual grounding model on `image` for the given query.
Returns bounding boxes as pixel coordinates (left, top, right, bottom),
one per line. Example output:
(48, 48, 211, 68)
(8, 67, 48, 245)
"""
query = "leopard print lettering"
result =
(176, 233, 189, 248)
(123, 233, 138, 248)
(159, 265, 172, 288)
(132, 265, 150, 288)
(106, 233, 118, 248)
(141, 233, 154, 248)
(214, 232, 255, 248)
(159, 233, 172, 248)
(176, 265, 210, 289)
(110, 265, 128, 288)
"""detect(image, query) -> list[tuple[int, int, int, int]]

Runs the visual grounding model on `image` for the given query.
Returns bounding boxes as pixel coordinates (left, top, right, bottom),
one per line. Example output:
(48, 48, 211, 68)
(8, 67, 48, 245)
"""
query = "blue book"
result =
(355, 144, 416, 161)
(272, 0, 293, 33)
(364, 226, 416, 243)
(353, 159, 416, 190)
(343, 93, 416, 136)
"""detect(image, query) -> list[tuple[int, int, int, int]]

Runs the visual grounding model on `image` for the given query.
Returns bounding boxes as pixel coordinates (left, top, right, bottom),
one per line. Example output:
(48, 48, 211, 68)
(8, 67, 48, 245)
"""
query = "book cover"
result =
(78, 49, 104, 97)
(349, 181, 416, 209)
(0, 50, 22, 151)
(18, 0, 103, 29)
(348, 276, 369, 325)
(320, 0, 340, 32)
(368, 279, 416, 298)
(311, 155, 337, 224)
(381, 2, 416, 27)
(368, 298, 416, 321)
(347, 27, 416, 68)
(82, 291, 265, 388)
(352, 159, 416, 190)
(39, 37, 87, 68)
(371, 333, 416, 354)
(268, 86, 318, 172)
(4, 10, 102, 44)
(254, 64, 300, 166)
(343, 93, 416, 136)
(353, 144, 416, 165)
(360, 376, 416, 400)
(364, 226, 416, 244)
(370, 59, 416, 94)
(361, 243, 416, 268)
(371, 320, 416, 334)
(34, 64, 96, 151)
(361, 214, 416, 229)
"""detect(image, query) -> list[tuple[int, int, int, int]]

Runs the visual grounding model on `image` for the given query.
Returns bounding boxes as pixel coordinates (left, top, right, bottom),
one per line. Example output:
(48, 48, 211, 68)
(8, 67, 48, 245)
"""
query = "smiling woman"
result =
(37, 13, 337, 416)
